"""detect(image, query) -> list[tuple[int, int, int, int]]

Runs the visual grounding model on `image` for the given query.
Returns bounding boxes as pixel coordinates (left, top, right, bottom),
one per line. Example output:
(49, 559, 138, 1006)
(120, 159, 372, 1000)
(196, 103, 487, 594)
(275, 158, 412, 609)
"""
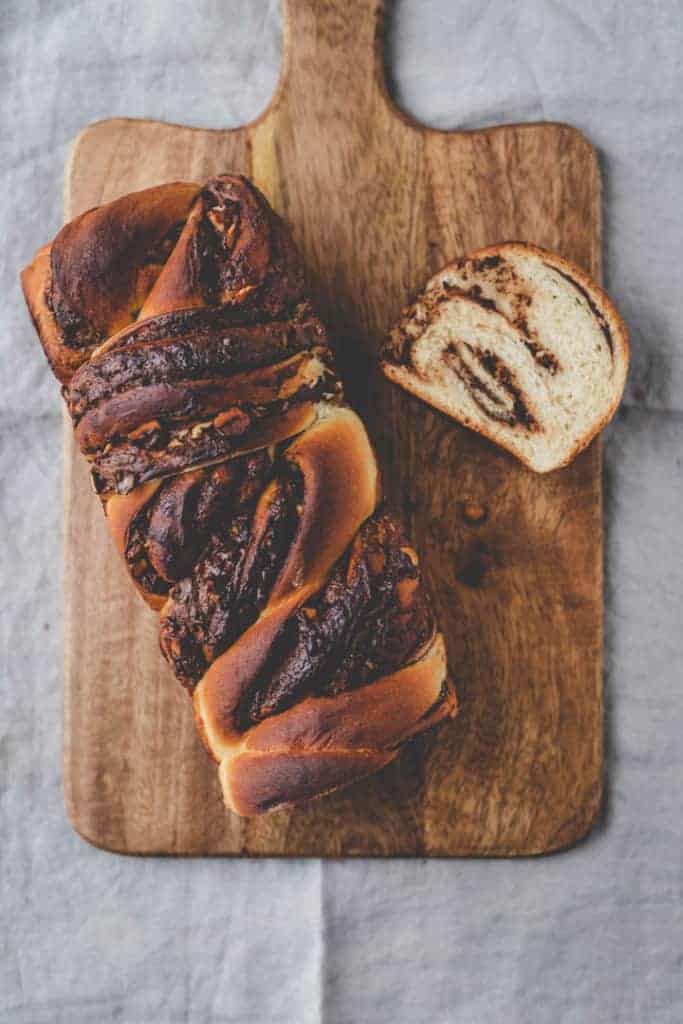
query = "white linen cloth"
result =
(1, 2, 681, 1021)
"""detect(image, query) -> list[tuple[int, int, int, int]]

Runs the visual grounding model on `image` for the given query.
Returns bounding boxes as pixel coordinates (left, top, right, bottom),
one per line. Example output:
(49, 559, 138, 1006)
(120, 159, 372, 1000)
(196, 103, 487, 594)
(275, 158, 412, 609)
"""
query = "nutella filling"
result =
(67, 312, 328, 421)
(124, 450, 272, 596)
(159, 466, 305, 689)
(239, 510, 434, 727)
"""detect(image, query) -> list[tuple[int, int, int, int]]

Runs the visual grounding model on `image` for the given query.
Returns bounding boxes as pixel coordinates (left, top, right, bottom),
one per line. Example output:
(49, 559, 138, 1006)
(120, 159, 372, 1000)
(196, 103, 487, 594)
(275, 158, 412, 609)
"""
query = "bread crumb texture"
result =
(382, 242, 629, 472)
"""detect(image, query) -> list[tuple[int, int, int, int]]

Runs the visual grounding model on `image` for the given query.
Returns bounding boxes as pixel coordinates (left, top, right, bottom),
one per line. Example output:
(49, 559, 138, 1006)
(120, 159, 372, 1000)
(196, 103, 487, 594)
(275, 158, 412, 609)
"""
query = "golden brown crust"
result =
(20, 245, 68, 380)
(22, 172, 457, 817)
(138, 176, 305, 321)
(193, 590, 307, 756)
(269, 406, 381, 599)
(220, 750, 395, 817)
(52, 183, 200, 333)
(204, 633, 452, 816)
(197, 628, 450, 754)
(244, 633, 453, 751)
(105, 480, 165, 608)
(21, 184, 199, 383)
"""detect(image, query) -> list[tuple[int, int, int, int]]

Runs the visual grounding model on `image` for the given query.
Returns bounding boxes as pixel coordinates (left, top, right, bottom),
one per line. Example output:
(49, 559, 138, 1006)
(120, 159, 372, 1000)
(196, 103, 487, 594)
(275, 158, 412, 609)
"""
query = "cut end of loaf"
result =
(381, 242, 629, 473)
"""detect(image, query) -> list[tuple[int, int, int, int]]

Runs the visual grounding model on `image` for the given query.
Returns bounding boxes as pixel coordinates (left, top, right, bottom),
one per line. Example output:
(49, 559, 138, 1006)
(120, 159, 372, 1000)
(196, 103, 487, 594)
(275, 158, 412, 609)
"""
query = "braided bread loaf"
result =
(22, 174, 456, 816)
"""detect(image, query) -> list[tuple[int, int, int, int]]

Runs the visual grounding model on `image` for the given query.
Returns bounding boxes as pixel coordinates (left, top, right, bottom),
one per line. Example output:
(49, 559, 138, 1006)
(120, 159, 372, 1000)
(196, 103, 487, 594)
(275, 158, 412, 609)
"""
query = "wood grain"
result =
(62, 0, 603, 856)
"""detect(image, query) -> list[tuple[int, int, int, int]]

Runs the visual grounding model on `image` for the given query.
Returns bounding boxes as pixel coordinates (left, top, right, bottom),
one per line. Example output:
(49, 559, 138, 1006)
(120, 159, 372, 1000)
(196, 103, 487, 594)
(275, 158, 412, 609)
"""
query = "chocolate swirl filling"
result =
(124, 451, 273, 599)
(66, 310, 327, 420)
(240, 511, 434, 726)
(444, 341, 538, 431)
(159, 464, 305, 688)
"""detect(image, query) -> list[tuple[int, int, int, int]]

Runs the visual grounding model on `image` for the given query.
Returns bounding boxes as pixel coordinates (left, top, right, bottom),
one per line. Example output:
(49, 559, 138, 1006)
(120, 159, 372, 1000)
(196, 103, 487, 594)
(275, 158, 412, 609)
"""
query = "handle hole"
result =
(385, 0, 547, 130)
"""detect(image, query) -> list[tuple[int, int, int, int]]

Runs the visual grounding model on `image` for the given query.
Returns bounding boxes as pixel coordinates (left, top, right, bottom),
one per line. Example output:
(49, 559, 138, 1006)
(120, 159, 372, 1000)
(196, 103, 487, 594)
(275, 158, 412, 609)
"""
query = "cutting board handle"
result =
(280, 0, 388, 110)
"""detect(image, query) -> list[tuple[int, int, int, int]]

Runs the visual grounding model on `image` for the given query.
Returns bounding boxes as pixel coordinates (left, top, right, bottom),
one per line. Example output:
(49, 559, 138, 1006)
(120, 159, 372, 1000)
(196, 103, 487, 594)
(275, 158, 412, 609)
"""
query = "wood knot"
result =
(456, 540, 493, 588)
(460, 500, 488, 525)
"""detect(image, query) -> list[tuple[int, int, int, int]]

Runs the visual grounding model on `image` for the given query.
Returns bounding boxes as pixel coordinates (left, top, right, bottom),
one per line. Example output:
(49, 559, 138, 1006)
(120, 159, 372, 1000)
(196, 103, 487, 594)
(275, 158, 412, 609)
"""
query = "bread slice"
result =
(380, 243, 629, 473)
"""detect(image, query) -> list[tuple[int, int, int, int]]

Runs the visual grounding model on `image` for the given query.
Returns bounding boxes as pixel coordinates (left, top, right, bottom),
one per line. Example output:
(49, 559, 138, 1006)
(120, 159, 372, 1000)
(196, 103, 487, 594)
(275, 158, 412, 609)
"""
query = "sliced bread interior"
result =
(381, 243, 629, 472)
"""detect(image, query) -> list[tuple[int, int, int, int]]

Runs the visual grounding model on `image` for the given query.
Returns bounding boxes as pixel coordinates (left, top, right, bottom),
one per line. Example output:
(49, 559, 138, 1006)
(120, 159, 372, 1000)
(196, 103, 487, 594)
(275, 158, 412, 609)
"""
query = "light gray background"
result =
(1, 1, 681, 1022)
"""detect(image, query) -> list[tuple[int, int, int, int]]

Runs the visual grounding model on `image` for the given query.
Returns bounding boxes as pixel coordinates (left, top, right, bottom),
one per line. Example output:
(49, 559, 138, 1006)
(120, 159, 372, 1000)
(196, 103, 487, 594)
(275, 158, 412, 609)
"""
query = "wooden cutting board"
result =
(62, 0, 603, 856)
